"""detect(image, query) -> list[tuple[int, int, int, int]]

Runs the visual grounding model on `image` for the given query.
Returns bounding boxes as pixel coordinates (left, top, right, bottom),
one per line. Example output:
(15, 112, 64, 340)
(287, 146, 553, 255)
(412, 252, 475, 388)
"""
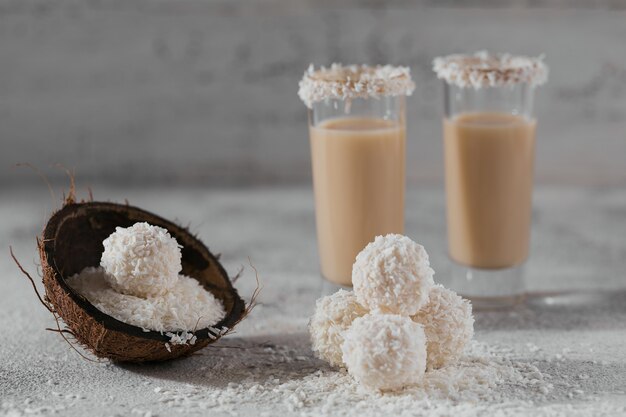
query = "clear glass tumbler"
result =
(309, 95, 407, 286)
(442, 81, 537, 307)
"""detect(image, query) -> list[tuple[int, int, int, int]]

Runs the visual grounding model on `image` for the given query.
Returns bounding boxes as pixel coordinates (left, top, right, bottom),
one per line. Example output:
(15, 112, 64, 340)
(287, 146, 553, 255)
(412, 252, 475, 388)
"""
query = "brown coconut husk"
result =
(19, 192, 249, 363)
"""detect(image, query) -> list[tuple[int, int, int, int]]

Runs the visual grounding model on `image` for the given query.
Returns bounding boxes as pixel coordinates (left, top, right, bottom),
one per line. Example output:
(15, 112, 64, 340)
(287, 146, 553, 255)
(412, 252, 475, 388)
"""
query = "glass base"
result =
(526, 291, 613, 308)
(449, 262, 526, 310)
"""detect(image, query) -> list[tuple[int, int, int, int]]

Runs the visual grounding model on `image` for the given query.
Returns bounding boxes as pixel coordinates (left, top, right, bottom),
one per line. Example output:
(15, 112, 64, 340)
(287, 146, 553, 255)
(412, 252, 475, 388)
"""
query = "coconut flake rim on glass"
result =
(298, 64, 415, 286)
(433, 51, 548, 308)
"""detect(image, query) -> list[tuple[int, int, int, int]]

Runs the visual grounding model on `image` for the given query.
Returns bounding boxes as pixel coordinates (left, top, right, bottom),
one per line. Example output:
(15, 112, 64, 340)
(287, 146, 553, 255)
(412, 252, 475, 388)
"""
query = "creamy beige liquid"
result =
(444, 112, 536, 269)
(310, 117, 405, 285)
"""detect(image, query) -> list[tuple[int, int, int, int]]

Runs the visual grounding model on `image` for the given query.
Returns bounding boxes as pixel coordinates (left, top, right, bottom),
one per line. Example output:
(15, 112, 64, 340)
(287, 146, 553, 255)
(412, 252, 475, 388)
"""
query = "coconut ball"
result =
(342, 314, 427, 392)
(309, 290, 368, 367)
(411, 285, 474, 370)
(100, 222, 182, 297)
(352, 234, 434, 316)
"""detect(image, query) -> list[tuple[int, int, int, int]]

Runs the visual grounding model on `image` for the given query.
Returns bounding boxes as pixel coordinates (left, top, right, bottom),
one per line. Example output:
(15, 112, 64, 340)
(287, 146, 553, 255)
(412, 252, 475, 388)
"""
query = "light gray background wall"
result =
(1, 0, 625, 187)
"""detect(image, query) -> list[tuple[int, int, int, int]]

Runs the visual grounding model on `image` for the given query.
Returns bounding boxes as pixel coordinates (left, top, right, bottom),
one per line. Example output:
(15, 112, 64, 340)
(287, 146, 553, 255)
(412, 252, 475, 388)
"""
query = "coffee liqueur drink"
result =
(444, 112, 536, 269)
(309, 117, 405, 284)
(433, 51, 548, 305)
(299, 64, 415, 286)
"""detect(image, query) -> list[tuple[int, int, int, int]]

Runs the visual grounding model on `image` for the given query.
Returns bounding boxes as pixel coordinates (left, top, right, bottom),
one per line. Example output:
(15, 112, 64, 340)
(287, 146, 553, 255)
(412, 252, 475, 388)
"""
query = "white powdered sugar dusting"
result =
(298, 63, 416, 108)
(433, 51, 548, 89)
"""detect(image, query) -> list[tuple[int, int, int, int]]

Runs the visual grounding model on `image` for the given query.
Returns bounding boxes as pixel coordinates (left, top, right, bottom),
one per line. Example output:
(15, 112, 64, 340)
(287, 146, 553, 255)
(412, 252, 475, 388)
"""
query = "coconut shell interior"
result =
(40, 201, 246, 362)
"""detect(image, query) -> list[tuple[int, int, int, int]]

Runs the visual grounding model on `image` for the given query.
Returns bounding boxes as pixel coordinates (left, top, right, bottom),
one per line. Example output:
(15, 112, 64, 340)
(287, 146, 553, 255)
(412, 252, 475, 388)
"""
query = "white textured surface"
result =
(2, 185, 626, 416)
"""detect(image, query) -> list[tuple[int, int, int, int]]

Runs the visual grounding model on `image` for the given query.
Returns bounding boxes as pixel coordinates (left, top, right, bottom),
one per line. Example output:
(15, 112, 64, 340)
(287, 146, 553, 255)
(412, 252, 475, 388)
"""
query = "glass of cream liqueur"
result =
(298, 64, 415, 286)
(433, 52, 548, 308)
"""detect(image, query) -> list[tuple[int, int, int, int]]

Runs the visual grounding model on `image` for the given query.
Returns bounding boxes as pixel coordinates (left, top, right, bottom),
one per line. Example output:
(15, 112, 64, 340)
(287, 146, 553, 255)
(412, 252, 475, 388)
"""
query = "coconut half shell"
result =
(39, 201, 246, 362)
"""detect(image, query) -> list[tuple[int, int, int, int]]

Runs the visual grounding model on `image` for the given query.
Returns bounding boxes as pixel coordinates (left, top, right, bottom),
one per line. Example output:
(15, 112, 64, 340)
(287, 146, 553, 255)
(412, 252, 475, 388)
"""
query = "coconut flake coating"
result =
(432, 51, 548, 89)
(100, 222, 182, 297)
(298, 63, 415, 109)
(67, 267, 226, 333)
(352, 234, 434, 316)
(309, 290, 368, 367)
(342, 314, 427, 392)
(412, 285, 474, 370)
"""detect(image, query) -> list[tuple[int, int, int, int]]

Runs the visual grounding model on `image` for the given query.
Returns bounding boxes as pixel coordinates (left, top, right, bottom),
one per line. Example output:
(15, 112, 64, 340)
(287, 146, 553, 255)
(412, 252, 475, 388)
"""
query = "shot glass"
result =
(298, 64, 415, 286)
(433, 52, 548, 308)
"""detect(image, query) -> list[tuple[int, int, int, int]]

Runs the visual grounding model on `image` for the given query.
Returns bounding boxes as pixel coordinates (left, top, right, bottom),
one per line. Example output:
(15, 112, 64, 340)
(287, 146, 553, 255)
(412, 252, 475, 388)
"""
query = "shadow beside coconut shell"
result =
(117, 332, 330, 388)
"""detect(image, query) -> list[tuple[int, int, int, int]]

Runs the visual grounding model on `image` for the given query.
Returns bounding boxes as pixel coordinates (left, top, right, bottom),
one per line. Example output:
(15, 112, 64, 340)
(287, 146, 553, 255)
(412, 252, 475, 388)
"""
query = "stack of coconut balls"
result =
(309, 234, 474, 392)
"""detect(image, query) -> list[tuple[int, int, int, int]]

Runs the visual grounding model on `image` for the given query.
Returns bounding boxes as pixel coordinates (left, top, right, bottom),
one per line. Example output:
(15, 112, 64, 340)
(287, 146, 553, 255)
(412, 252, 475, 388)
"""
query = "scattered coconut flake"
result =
(100, 222, 182, 297)
(166, 330, 197, 346)
(432, 51, 548, 89)
(298, 63, 415, 108)
(411, 284, 474, 370)
(66, 267, 225, 332)
(148, 340, 615, 417)
(341, 314, 427, 392)
(6, 336, 622, 417)
(309, 289, 367, 367)
(527, 342, 541, 353)
(352, 234, 434, 316)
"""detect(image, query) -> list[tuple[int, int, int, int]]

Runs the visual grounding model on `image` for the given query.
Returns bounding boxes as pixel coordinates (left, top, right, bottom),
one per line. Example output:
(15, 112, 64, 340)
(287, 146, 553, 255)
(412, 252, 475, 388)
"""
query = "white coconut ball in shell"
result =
(411, 285, 474, 370)
(100, 222, 182, 298)
(352, 234, 435, 316)
(342, 314, 427, 392)
(309, 290, 368, 367)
